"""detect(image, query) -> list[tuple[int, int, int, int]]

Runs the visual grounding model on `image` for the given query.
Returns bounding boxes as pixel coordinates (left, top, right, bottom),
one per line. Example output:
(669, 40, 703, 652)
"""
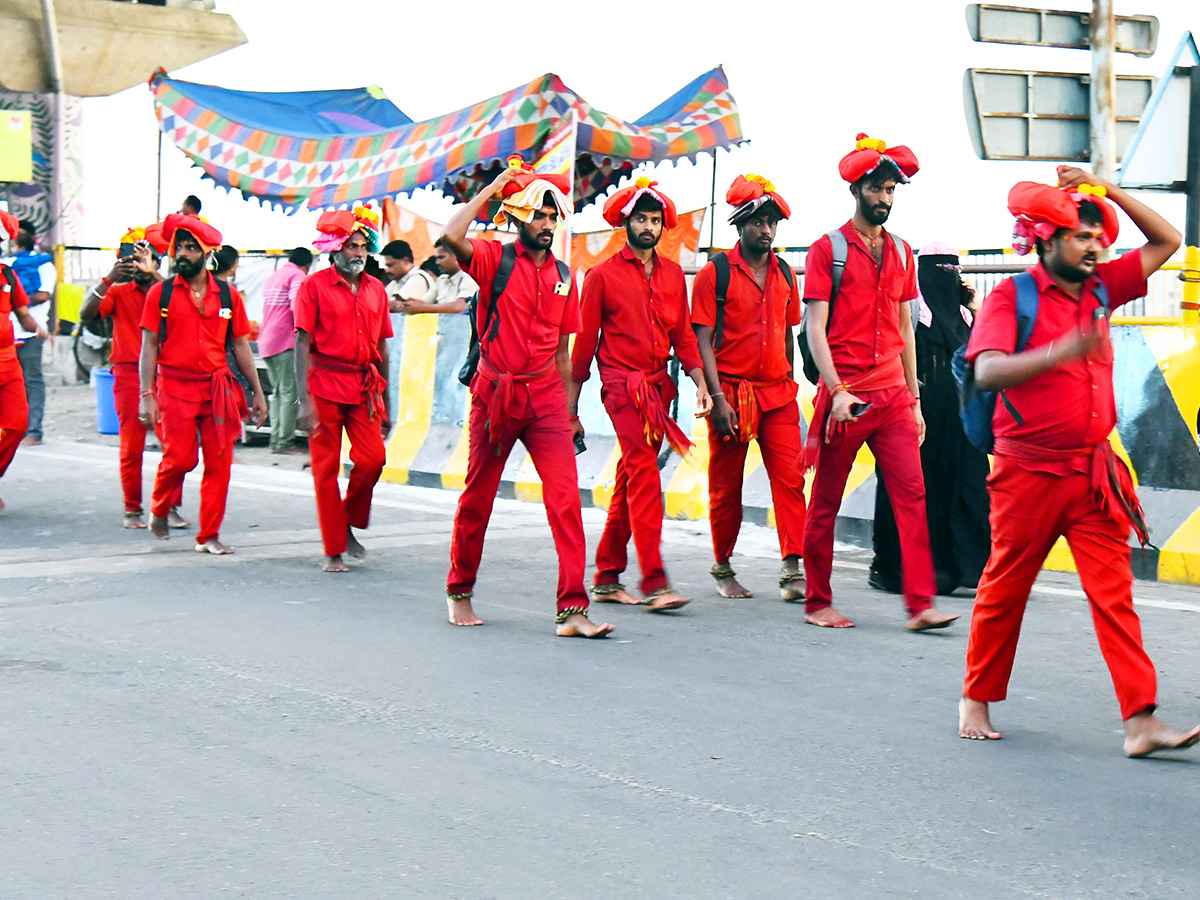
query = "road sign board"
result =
(964, 68, 1153, 160)
(966, 4, 1158, 57)
(1119, 32, 1200, 191)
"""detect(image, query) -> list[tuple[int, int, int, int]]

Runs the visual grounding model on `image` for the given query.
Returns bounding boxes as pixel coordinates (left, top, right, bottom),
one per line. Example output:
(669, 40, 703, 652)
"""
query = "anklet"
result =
(555, 605, 589, 624)
(123, 510, 144, 519)
(446, 590, 473, 601)
(710, 562, 736, 580)
(779, 569, 805, 587)
(645, 587, 673, 600)
(590, 583, 626, 597)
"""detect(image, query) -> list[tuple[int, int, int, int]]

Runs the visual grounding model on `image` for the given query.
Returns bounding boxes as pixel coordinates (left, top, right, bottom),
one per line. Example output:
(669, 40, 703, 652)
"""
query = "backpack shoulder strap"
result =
(1012, 271, 1040, 352)
(711, 252, 730, 349)
(774, 252, 795, 290)
(483, 241, 518, 342)
(554, 259, 570, 284)
(1093, 279, 1111, 313)
(217, 279, 234, 350)
(889, 233, 908, 271)
(1, 265, 13, 289)
(157, 278, 175, 345)
(826, 229, 848, 300)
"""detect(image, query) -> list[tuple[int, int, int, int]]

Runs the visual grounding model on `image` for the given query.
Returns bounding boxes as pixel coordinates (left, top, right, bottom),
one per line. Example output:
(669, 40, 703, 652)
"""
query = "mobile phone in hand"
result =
(849, 401, 873, 418)
(574, 433, 586, 455)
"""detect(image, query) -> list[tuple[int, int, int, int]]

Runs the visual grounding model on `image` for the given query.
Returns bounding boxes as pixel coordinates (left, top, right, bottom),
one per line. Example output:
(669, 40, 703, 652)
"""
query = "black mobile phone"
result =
(850, 401, 873, 418)
(117, 242, 138, 259)
(573, 433, 587, 455)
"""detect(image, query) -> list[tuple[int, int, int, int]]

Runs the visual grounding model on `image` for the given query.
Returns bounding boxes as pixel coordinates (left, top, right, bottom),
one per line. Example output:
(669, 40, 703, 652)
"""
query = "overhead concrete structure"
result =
(0, 0, 246, 97)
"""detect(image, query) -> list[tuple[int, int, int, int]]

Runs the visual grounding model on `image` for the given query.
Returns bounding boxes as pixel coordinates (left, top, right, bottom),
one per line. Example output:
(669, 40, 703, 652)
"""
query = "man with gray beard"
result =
(295, 207, 393, 573)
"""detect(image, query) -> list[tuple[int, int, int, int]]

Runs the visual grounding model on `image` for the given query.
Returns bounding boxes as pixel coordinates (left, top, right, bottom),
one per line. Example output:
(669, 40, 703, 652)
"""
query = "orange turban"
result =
(602, 176, 678, 229)
(838, 133, 919, 184)
(726, 174, 791, 224)
(162, 213, 222, 255)
(1007, 180, 1119, 255)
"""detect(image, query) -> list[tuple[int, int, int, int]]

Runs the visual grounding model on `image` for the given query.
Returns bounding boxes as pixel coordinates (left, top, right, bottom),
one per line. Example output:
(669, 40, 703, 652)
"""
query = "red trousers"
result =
(113, 365, 181, 514)
(151, 387, 237, 545)
(0, 358, 27, 480)
(595, 381, 671, 595)
(707, 400, 806, 563)
(308, 394, 386, 557)
(803, 388, 934, 616)
(447, 388, 589, 614)
(963, 457, 1157, 720)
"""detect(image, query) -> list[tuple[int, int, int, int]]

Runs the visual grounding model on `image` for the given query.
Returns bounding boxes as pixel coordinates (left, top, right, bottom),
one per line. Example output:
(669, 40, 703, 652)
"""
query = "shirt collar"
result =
(173, 271, 218, 295)
(512, 238, 559, 268)
(729, 240, 776, 274)
(840, 219, 895, 260)
(619, 243, 658, 266)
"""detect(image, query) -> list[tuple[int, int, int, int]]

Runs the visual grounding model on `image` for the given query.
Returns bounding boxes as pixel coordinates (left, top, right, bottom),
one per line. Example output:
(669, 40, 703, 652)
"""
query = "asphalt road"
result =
(3, 440, 1200, 899)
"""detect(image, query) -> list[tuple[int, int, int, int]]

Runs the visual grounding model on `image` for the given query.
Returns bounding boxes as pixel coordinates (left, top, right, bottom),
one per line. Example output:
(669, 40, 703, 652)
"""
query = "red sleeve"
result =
(230, 287, 251, 339)
(900, 241, 918, 303)
(669, 267, 704, 372)
(1098, 249, 1148, 311)
(966, 278, 1018, 362)
(570, 267, 604, 382)
(294, 274, 318, 334)
(690, 261, 717, 327)
(97, 286, 116, 318)
(462, 239, 502, 300)
(139, 281, 164, 333)
(802, 236, 834, 303)
(560, 273, 582, 337)
(785, 263, 802, 327)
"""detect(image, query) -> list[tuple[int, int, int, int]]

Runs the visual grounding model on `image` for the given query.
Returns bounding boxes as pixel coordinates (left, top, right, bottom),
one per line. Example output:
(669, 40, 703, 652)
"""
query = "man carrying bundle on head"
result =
(138, 213, 267, 552)
(691, 174, 807, 602)
(958, 167, 1198, 757)
(439, 157, 613, 638)
(295, 206, 393, 573)
(569, 177, 712, 611)
(802, 134, 957, 632)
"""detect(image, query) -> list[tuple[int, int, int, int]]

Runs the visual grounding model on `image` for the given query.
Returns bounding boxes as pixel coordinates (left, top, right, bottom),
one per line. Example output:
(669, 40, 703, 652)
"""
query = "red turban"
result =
(602, 176, 678, 229)
(313, 205, 381, 253)
(0, 210, 19, 240)
(162, 213, 222, 255)
(1007, 180, 1120, 255)
(142, 222, 170, 256)
(726, 174, 791, 223)
(838, 133, 919, 184)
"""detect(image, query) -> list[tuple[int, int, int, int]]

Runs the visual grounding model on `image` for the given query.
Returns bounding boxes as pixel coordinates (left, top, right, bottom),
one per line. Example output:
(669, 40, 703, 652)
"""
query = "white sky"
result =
(78, 0, 1194, 253)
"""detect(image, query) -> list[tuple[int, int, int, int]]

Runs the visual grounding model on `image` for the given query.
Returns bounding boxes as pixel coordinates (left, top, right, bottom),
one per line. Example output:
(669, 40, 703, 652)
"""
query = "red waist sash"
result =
(310, 349, 387, 419)
(604, 366, 691, 458)
(158, 364, 249, 446)
(478, 356, 558, 449)
(801, 357, 905, 472)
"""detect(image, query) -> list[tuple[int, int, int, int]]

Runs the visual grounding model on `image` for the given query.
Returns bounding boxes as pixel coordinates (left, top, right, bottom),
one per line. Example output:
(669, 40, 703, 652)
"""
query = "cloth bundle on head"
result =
(313, 205, 382, 253)
(493, 155, 571, 227)
(726, 174, 791, 225)
(1007, 180, 1119, 256)
(602, 176, 678, 229)
(1, 210, 20, 240)
(838, 133, 919, 184)
(162, 212, 222, 255)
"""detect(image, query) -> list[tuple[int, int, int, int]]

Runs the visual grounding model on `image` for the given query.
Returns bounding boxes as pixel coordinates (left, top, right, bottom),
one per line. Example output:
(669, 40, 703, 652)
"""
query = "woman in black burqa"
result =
(869, 243, 991, 595)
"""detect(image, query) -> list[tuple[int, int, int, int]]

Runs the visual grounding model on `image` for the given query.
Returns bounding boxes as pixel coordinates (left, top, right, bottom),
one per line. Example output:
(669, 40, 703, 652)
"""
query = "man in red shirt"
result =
(440, 157, 613, 638)
(0, 210, 47, 511)
(569, 178, 712, 610)
(295, 206, 392, 572)
(80, 225, 188, 529)
(959, 169, 1199, 757)
(802, 135, 957, 632)
(138, 214, 267, 552)
(692, 174, 807, 601)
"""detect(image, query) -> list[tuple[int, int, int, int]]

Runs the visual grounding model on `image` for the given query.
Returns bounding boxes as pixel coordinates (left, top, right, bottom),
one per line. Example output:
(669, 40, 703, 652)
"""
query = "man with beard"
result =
(692, 174, 807, 602)
(80, 224, 188, 529)
(569, 178, 712, 610)
(439, 156, 613, 638)
(0, 210, 48, 511)
(138, 213, 267, 552)
(802, 134, 957, 632)
(295, 207, 392, 573)
(959, 168, 1199, 757)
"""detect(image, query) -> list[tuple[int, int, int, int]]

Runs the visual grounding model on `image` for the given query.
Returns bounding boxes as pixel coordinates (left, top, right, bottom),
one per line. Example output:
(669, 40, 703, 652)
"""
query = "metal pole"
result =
(1090, 0, 1116, 180)
(156, 129, 163, 221)
(39, 0, 65, 248)
(708, 150, 717, 254)
(1181, 63, 1200, 326)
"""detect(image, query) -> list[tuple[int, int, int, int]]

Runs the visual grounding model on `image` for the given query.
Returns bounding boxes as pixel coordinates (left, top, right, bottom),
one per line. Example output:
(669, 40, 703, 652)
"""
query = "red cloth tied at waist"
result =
(801, 357, 905, 473)
(158, 364, 249, 447)
(713, 377, 761, 443)
(310, 349, 387, 419)
(111, 361, 139, 379)
(993, 437, 1151, 547)
(615, 367, 691, 458)
(478, 356, 557, 451)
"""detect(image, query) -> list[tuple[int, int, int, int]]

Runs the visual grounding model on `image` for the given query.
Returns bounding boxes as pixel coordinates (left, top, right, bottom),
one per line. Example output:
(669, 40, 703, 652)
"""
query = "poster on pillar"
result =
(0, 91, 83, 244)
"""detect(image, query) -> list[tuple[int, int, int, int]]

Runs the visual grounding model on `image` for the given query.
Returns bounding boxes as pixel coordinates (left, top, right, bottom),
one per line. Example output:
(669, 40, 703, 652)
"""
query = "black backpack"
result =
(457, 243, 570, 386)
(707, 250, 795, 349)
(158, 277, 235, 350)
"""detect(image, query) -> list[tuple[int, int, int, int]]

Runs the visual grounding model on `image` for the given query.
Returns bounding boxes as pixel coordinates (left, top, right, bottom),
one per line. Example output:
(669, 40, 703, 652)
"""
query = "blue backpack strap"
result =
(1093, 279, 1111, 314)
(1012, 271, 1039, 352)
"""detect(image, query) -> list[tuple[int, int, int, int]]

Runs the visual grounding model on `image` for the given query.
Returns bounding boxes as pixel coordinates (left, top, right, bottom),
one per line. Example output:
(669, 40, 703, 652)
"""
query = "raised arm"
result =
(441, 168, 519, 266)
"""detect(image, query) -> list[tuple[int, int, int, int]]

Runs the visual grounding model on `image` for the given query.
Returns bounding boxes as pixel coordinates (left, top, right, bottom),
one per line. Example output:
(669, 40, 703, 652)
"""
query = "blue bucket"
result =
(91, 367, 120, 435)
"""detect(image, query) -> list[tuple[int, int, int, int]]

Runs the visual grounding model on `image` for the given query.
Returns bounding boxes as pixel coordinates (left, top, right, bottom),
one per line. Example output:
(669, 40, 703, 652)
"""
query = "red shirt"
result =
(571, 245, 703, 384)
(1, 264, 31, 351)
(967, 250, 1146, 467)
(464, 238, 580, 413)
(98, 279, 153, 365)
(691, 242, 801, 409)
(140, 273, 251, 399)
(803, 221, 916, 386)
(294, 266, 393, 404)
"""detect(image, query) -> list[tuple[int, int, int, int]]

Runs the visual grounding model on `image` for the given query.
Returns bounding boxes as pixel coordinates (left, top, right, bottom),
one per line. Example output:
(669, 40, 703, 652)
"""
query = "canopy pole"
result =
(156, 128, 163, 222)
(708, 150, 717, 254)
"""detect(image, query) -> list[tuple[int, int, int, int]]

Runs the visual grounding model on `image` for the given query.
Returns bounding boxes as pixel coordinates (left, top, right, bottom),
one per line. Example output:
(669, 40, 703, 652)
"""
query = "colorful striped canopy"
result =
(150, 67, 744, 213)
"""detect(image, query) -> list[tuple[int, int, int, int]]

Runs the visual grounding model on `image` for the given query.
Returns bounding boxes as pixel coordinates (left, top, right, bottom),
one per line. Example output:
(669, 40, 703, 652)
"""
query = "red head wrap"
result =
(314, 205, 381, 253)
(162, 213, 222, 255)
(602, 176, 678, 229)
(838, 133, 919, 184)
(726, 174, 791, 223)
(494, 155, 571, 226)
(1007, 180, 1120, 255)
(1, 210, 20, 240)
(142, 222, 170, 256)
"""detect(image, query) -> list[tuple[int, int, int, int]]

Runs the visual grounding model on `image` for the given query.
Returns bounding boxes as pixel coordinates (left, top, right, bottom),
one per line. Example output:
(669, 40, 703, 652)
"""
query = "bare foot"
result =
(556, 612, 614, 638)
(805, 607, 856, 628)
(780, 562, 805, 602)
(1123, 712, 1200, 758)
(346, 529, 366, 560)
(167, 508, 190, 529)
(149, 515, 170, 540)
(123, 513, 147, 529)
(907, 608, 960, 632)
(715, 575, 753, 599)
(647, 590, 691, 612)
(592, 586, 645, 605)
(323, 555, 350, 573)
(958, 698, 1001, 740)
(195, 539, 234, 555)
(448, 596, 483, 626)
